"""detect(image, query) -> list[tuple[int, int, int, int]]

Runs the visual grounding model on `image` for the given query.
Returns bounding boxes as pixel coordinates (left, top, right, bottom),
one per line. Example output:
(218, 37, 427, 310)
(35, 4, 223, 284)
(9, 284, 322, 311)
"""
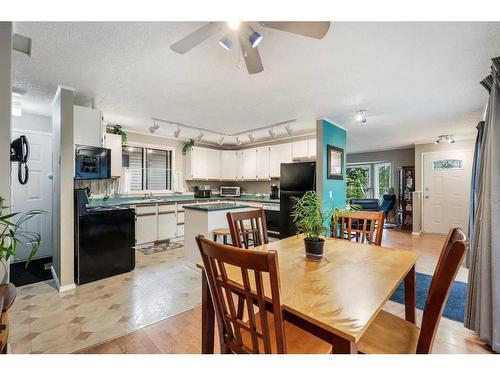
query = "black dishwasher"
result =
(74, 189, 136, 285)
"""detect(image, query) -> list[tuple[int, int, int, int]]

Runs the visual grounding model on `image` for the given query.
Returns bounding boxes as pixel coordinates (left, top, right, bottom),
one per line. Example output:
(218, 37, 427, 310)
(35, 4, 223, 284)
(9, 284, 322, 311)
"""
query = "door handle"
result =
(425, 195, 430, 199)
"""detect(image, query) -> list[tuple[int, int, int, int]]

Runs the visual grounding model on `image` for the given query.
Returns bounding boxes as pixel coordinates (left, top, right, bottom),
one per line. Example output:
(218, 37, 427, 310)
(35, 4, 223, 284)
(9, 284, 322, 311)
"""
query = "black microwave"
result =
(75, 145, 111, 180)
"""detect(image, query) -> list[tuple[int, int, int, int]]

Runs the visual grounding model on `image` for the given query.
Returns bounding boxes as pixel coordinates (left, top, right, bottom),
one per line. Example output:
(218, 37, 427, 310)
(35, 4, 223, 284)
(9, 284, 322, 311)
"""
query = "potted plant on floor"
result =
(0, 196, 45, 284)
(291, 191, 328, 261)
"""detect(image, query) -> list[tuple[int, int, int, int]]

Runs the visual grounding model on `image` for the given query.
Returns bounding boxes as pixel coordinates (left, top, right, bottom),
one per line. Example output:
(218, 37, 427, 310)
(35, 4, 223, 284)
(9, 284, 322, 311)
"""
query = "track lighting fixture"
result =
(268, 128, 276, 139)
(197, 132, 204, 141)
(435, 135, 455, 144)
(173, 128, 181, 138)
(218, 137, 224, 145)
(248, 26, 263, 48)
(285, 124, 293, 136)
(149, 122, 160, 134)
(248, 133, 255, 143)
(218, 35, 232, 51)
(235, 137, 242, 145)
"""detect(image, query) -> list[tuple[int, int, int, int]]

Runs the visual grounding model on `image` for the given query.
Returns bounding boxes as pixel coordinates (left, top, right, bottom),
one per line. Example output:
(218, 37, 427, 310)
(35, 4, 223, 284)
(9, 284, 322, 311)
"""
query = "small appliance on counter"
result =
(74, 188, 135, 285)
(220, 186, 241, 197)
(75, 145, 111, 180)
(270, 184, 279, 200)
(194, 185, 212, 198)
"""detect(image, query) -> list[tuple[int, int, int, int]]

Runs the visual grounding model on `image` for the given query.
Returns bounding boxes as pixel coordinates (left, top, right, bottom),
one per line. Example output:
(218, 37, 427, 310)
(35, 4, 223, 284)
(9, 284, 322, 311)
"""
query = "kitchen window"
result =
(122, 145, 174, 192)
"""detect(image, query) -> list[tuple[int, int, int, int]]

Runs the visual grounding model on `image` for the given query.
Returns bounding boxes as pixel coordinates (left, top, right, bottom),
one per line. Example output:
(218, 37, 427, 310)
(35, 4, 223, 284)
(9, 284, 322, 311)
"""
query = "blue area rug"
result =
(389, 272, 467, 323)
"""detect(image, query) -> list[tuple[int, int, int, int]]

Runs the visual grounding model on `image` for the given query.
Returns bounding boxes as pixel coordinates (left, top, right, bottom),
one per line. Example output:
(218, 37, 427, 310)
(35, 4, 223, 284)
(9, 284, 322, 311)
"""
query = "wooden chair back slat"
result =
(196, 235, 285, 354)
(332, 210, 385, 246)
(416, 227, 467, 354)
(227, 209, 269, 249)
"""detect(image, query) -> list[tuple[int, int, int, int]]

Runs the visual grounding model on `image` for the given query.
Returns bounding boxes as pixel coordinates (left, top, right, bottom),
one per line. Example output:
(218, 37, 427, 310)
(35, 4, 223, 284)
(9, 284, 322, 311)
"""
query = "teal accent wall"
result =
(317, 119, 347, 213)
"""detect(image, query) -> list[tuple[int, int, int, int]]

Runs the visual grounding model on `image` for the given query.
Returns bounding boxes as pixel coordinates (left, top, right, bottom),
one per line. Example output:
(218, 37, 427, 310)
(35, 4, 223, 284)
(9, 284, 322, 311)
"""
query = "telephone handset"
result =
(10, 135, 30, 185)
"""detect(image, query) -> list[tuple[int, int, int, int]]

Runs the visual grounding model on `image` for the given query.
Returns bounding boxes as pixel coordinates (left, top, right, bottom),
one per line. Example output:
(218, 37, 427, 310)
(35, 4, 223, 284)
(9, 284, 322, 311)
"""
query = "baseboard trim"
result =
(50, 266, 76, 293)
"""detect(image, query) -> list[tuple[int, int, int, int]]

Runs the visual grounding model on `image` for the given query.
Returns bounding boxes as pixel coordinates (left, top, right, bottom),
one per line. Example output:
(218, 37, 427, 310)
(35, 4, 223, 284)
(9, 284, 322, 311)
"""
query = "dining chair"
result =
(196, 235, 331, 354)
(0, 283, 17, 354)
(332, 210, 385, 246)
(357, 227, 467, 354)
(226, 209, 269, 249)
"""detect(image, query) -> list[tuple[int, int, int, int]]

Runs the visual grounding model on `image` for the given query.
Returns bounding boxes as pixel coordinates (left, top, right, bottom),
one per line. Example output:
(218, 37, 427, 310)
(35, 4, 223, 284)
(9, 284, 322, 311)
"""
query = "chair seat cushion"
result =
(357, 310, 420, 354)
(241, 312, 332, 354)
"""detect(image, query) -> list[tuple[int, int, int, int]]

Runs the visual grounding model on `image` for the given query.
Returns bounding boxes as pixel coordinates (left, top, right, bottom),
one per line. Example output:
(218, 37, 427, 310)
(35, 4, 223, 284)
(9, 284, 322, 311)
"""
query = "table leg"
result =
(330, 334, 357, 354)
(201, 270, 215, 354)
(404, 264, 416, 323)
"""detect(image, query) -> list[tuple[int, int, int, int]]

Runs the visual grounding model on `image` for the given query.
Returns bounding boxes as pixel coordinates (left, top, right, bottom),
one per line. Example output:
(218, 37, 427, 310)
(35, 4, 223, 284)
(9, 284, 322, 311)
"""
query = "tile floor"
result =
(9, 247, 201, 354)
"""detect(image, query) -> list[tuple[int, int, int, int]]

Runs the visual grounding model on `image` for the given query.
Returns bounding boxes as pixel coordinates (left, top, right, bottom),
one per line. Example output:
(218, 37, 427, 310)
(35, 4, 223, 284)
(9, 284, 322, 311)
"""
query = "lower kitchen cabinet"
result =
(136, 213, 158, 244)
(158, 204, 177, 240)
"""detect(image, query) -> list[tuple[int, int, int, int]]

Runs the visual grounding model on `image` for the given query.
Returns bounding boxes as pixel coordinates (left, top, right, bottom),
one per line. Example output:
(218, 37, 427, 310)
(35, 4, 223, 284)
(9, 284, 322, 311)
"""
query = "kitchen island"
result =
(184, 203, 252, 268)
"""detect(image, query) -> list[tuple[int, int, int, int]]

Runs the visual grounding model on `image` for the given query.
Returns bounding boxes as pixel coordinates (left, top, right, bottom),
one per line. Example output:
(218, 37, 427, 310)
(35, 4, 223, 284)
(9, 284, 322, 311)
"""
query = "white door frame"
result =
(420, 149, 472, 234)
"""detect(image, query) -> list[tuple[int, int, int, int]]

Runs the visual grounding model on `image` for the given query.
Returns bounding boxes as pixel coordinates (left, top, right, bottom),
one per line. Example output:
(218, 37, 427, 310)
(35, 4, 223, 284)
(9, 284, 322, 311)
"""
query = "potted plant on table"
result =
(291, 191, 328, 261)
(0, 197, 45, 284)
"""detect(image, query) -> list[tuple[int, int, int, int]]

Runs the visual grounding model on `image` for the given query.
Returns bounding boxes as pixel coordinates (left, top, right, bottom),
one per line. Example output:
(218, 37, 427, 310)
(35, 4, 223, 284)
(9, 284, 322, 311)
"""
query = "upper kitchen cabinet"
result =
(240, 148, 257, 180)
(256, 146, 270, 179)
(292, 139, 316, 160)
(184, 146, 207, 179)
(103, 133, 122, 178)
(269, 143, 293, 178)
(74, 105, 103, 147)
(220, 150, 238, 180)
(206, 148, 221, 179)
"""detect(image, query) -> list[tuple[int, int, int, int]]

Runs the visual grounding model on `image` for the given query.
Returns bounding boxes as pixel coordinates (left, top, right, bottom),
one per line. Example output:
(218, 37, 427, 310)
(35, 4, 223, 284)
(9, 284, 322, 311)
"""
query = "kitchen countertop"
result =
(183, 203, 250, 212)
(87, 193, 280, 207)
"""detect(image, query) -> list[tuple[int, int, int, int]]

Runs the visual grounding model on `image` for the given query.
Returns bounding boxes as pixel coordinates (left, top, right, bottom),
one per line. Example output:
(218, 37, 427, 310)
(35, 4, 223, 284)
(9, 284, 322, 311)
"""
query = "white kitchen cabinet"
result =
(220, 150, 238, 180)
(292, 140, 309, 159)
(158, 204, 177, 240)
(185, 146, 207, 179)
(241, 149, 257, 180)
(307, 138, 317, 158)
(256, 146, 270, 179)
(206, 148, 221, 179)
(103, 133, 122, 178)
(74, 105, 102, 147)
(135, 205, 158, 244)
(269, 143, 293, 178)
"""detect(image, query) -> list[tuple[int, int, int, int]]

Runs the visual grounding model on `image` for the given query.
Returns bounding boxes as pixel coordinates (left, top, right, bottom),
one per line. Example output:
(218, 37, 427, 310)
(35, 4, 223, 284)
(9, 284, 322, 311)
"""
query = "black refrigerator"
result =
(279, 162, 316, 238)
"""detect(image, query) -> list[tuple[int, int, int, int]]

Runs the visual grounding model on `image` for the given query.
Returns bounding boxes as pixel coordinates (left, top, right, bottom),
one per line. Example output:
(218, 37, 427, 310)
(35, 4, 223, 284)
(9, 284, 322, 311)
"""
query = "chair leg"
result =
(213, 234, 218, 242)
(223, 235, 227, 245)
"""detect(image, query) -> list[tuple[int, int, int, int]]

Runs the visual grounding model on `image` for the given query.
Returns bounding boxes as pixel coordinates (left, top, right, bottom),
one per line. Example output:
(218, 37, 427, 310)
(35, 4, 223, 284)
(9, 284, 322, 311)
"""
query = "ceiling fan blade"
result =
(259, 21, 331, 39)
(239, 33, 263, 74)
(170, 22, 220, 54)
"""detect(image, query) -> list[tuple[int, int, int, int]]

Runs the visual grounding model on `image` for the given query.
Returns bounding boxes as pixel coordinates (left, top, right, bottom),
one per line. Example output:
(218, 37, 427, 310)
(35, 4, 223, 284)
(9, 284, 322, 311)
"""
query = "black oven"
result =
(75, 145, 111, 180)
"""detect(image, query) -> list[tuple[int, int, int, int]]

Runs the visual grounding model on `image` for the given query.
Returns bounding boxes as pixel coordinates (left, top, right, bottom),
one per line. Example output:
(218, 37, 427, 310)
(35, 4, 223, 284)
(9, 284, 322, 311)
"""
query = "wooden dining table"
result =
(198, 235, 418, 354)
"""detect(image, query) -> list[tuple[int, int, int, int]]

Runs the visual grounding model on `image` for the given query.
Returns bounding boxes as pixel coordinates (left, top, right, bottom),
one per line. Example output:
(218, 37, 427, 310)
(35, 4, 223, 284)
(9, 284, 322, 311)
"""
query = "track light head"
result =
(219, 36, 232, 51)
(285, 124, 293, 136)
(248, 133, 255, 143)
(268, 128, 276, 139)
(218, 137, 224, 145)
(173, 128, 181, 138)
(197, 132, 204, 141)
(235, 137, 241, 145)
(249, 31, 263, 48)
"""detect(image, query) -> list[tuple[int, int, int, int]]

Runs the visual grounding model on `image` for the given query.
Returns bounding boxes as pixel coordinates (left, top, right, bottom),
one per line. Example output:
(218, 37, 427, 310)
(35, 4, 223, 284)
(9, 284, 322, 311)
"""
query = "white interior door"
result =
(422, 150, 473, 234)
(10, 130, 53, 261)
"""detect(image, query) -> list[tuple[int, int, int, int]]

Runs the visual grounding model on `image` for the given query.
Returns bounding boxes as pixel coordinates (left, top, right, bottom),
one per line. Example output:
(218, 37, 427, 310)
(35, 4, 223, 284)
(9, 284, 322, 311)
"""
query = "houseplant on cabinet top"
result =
(0, 196, 45, 284)
(291, 191, 328, 261)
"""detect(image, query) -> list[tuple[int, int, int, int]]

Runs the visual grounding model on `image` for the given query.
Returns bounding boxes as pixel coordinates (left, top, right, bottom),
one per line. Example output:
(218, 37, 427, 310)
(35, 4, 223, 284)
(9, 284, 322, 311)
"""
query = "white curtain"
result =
(465, 57, 500, 352)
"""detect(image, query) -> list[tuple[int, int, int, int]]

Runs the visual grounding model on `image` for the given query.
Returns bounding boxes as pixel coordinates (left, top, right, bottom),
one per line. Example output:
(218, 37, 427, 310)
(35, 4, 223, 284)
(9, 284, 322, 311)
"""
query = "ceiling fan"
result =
(170, 22, 331, 74)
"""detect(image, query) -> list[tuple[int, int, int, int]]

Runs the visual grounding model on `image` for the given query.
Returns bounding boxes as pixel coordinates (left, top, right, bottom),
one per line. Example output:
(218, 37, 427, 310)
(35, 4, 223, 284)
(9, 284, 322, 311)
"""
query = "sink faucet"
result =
(143, 192, 154, 199)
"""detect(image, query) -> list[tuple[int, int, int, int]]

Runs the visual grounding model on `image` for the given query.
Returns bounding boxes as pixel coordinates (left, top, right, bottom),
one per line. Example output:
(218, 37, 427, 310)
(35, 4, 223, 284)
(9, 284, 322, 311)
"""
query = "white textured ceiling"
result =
(12, 22, 500, 152)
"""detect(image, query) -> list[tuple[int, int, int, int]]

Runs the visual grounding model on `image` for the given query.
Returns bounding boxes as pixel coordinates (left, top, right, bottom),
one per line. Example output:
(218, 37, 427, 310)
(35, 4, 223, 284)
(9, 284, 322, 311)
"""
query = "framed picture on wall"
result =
(327, 145, 344, 180)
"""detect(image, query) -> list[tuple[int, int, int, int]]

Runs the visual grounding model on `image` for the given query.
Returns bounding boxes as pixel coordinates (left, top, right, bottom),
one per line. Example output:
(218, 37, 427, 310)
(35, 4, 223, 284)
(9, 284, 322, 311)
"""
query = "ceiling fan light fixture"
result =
(249, 31, 263, 48)
(218, 36, 232, 51)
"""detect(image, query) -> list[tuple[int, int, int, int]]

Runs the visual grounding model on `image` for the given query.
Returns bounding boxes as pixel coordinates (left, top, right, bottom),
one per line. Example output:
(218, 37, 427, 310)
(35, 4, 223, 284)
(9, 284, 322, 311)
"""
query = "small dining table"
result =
(198, 235, 418, 354)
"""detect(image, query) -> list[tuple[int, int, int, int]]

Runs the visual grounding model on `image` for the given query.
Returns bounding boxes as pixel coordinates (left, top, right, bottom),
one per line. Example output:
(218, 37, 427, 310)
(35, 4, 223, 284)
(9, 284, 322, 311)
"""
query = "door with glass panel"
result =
(374, 162, 392, 199)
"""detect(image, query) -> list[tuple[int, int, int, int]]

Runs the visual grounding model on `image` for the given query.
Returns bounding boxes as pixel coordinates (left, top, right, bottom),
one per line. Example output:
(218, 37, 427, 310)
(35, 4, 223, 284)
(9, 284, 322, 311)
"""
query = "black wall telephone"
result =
(10, 135, 30, 185)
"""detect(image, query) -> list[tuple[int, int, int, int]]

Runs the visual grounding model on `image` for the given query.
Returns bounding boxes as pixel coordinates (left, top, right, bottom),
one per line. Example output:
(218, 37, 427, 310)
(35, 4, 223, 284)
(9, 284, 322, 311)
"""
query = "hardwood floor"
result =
(80, 230, 492, 354)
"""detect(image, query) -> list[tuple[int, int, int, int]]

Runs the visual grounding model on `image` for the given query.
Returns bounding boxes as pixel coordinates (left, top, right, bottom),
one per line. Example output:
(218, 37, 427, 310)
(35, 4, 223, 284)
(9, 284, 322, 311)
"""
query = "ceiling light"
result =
(355, 110, 367, 124)
(218, 137, 224, 145)
(447, 135, 455, 144)
(285, 124, 293, 136)
(173, 128, 181, 138)
(149, 122, 160, 134)
(235, 137, 241, 145)
(435, 134, 455, 144)
(218, 35, 232, 51)
(268, 129, 276, 139)
(249, 30, 263, 48)
(248, 134, 255, 143)
(197, 132, 204, 141)
(227, 21, 241, 30)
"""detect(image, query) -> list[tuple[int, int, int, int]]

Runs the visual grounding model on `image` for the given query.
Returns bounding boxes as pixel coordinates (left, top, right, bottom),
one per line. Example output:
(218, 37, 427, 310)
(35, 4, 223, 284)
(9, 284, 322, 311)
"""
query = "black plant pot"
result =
(304, 238, 325, 261)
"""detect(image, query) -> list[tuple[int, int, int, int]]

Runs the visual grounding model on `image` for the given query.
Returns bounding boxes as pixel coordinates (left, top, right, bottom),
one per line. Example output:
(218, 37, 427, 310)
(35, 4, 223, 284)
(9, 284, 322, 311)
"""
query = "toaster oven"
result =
(220, 186, 241, 197)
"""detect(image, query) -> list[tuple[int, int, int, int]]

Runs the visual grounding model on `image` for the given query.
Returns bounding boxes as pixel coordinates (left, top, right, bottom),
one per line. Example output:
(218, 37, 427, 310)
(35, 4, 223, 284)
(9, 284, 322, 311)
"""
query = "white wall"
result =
(12, 112, 52, 133)
(0, 22, 12, 283)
